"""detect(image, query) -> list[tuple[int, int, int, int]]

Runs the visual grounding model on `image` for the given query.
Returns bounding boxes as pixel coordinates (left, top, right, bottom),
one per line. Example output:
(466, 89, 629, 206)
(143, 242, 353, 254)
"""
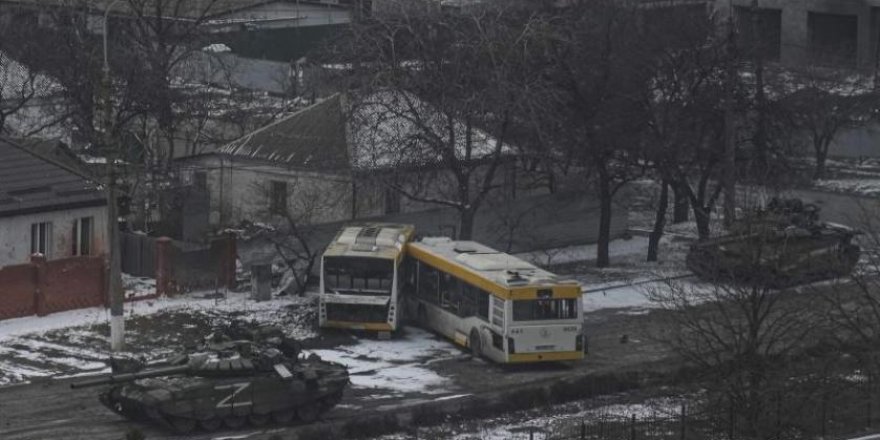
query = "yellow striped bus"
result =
(319, 223, 415, 335)
(403, 237, 584, 363)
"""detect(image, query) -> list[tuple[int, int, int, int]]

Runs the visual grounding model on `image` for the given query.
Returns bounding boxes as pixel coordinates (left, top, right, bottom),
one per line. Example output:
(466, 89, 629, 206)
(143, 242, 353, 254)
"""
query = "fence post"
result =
(631, 414, 637, 440)
(529, 426, 534, 440)
(156, 237, 172, 296)
(31, 254, 47, 316)
(581, 420, 586, 440)
(680, 401, 686, 440)
(821, 392, 827, 438)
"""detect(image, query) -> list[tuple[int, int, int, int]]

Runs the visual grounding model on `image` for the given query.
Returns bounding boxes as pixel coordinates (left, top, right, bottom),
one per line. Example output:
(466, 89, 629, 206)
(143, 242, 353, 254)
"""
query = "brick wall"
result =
(0, 255, 107, 320)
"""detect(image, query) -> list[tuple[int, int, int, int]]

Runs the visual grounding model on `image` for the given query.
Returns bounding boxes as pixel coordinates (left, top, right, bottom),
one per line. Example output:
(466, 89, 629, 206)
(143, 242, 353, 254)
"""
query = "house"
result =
(174, 92, 628, 251)
(174, 92, 528, 231)
(0, 137, 107, 268)
(714, 0, 879, 69)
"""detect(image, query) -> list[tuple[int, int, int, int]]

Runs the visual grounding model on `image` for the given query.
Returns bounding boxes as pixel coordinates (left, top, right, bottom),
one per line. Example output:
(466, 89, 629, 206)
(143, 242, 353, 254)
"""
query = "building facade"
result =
(715, 0, 880, 69)
(0, 138, 107, 268)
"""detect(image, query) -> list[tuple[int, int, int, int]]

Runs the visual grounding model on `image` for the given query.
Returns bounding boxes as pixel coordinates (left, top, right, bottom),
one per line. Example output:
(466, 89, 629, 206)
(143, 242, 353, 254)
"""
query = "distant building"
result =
(714, 0, 878, 69)
(174, 92, 529, 231)
(0, 138, 107, 268)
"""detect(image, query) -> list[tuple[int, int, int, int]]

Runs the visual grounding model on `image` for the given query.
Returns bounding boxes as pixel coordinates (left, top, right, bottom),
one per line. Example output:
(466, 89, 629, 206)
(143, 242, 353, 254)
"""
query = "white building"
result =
(0, 138, 107, 268)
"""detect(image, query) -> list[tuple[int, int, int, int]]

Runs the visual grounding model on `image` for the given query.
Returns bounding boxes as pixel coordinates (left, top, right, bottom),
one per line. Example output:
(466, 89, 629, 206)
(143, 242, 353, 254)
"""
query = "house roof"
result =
(218, 93, 351, 170)
(0, 138, 105, 218)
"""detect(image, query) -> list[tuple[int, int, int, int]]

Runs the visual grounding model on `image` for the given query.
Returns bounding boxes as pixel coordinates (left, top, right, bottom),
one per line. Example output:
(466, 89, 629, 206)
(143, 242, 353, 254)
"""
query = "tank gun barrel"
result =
(71, 364, 191, 389)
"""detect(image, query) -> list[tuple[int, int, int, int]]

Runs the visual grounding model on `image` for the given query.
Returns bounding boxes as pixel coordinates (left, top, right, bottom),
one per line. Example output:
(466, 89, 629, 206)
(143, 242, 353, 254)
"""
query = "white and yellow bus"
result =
(318, 223, 415, 335)
(403, 237, 584, 363)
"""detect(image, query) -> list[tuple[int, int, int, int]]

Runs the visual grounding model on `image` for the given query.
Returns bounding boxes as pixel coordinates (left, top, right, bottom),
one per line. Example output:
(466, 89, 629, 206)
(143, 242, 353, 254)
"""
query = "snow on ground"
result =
(814, 179, 880, 197)
(309, 326, 465, 396)
(372, 396, 684, 440)
(0, 289, 317, 386)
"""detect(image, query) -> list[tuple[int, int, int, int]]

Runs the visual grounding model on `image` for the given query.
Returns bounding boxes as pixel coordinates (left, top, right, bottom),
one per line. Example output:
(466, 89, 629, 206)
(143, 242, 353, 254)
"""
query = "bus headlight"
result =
(507, 337, 516, 354)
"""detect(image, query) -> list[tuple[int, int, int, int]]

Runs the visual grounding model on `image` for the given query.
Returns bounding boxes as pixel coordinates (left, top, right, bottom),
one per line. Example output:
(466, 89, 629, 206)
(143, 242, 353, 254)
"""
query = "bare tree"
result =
(253, 175, 350, 295)
(534, 0, 653, 267)
(648, 275, 821, 438)
(334, 1, 539, 239)
(776, 68, 875, 180)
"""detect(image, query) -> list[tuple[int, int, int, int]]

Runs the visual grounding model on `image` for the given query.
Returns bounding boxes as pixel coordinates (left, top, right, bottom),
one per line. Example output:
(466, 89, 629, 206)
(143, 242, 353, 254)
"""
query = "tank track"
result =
(147, 389, 345, 434)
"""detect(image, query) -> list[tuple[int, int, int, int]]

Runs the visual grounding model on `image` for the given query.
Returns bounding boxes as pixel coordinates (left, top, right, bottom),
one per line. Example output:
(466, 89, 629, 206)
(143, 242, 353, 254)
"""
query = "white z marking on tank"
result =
(215, 382, 253, 408)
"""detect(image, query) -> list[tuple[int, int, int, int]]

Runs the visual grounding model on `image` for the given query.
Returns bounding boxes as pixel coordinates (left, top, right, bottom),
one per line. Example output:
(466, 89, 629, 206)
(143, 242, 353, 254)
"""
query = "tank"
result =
(686, 198, 861, 288)
(71, 342, 349, 433)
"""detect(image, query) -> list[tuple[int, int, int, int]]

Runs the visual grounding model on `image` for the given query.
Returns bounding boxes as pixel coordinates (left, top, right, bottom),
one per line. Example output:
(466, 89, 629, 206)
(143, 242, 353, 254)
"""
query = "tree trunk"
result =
(596, 166, 612, 268)
(458, 207, 476, 241)
(647, 180, 669, 262)
(813, 143, 829, 180)
(694, 205, 712, 240)
(672, 180, 690, 223)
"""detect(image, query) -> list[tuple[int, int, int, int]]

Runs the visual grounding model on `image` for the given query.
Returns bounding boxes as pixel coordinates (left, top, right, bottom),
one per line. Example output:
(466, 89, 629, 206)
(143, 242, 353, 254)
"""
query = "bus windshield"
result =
(512, 298, 578, 321)
(324, 256, 394, 295)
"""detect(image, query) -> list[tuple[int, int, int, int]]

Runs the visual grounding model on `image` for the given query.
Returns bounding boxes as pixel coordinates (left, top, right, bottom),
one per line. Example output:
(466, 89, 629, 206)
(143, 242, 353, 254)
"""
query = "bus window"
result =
(440, 273, 461, 314)
(418, 262, 439, 303)
(476, 288, 490, 321)
(491, 297, 504, 327)
(513, 298, 578, 321)
(324, 256, 394, 295)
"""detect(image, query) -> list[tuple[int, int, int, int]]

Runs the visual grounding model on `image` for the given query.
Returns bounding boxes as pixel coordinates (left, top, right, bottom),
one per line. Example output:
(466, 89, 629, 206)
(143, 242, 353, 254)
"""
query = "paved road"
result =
(0, 305, 668, 440)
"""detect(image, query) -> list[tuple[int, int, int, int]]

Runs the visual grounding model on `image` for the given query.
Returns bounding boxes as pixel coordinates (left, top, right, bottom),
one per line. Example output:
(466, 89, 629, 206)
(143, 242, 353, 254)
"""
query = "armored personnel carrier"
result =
(686, 198, 860, 288)
(72, 334, 349, 433)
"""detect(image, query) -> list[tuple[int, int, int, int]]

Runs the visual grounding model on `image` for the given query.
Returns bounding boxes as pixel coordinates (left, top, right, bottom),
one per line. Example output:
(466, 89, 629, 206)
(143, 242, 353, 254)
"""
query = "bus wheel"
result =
(469, 329, 482, 359)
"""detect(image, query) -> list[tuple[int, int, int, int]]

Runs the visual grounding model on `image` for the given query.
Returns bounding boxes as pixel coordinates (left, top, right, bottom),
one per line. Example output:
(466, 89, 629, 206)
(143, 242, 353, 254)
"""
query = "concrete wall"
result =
(715, 0, 878, 68)
(181, 156, 354, 228)
(180, 156, 536, 232)
(0, 205, 108, 268)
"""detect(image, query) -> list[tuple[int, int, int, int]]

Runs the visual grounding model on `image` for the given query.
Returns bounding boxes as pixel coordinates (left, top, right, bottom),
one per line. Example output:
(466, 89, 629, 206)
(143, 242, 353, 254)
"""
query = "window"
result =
(323, 257, 394, 295)
(808, 12, 858, 66)
(513, 298, 578, 321)
(417, 262, 439, 303)
(269, 180, 288, 213)
(72, 217, 93, 256)
(30, 222, 52, 257)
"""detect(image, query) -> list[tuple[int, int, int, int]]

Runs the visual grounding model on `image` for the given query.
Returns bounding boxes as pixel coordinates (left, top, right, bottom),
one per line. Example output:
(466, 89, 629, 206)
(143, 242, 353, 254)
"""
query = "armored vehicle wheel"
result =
(272, 410, 295, 424)
(249, 413, 271, 427)
(224, 415, 247, 429)
(469, 329, 482, 359)
(169, 416, 196, 434)
(297, 405, 320, 423)
(199, 418, 222, 431)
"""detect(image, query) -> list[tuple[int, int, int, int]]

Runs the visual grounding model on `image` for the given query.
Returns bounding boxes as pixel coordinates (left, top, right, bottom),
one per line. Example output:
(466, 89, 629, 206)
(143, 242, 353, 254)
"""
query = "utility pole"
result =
(722, 6, 738, 229)
(104, 0, 124, 352)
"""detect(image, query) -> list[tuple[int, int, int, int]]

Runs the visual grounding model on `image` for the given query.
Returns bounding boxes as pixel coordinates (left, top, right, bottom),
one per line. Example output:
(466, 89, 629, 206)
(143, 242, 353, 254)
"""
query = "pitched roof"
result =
(0, 138, 105, 218)
(219, 94, 351, 170)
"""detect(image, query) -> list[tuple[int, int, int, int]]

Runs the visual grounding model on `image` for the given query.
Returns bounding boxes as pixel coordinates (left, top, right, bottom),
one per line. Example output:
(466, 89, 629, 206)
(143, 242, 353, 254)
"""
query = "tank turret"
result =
(686, 198, 860, 288)
(71, 345, 349, 433)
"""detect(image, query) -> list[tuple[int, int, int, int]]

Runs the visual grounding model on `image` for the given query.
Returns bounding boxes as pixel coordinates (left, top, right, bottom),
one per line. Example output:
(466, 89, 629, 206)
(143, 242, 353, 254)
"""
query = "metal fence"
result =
(120, 232, 156, 278)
